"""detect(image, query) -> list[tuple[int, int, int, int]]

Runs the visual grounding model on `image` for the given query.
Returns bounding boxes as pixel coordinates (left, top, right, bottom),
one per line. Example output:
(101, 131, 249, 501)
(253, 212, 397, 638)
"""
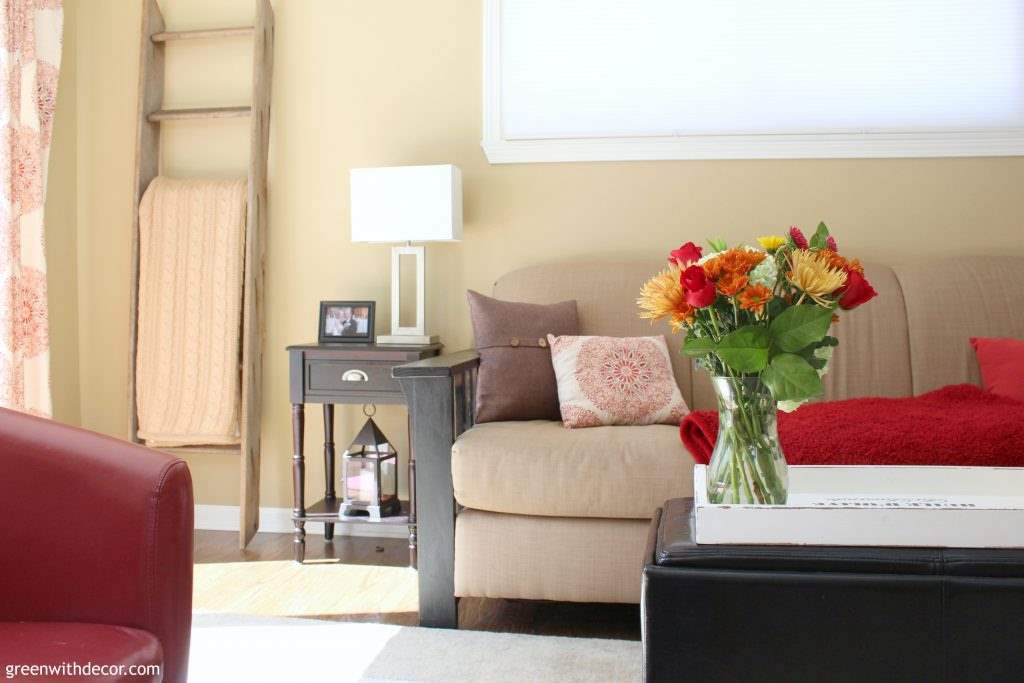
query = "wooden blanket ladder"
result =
(128, 0, 274, 548)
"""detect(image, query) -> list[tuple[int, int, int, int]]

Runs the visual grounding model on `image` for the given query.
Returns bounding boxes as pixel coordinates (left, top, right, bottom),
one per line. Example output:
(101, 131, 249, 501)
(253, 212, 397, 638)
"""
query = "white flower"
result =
(814, 345, 833, 378)
(777, 398, 806, 413)
(748, 256, 778, 289)
(813, 345, 833, 367)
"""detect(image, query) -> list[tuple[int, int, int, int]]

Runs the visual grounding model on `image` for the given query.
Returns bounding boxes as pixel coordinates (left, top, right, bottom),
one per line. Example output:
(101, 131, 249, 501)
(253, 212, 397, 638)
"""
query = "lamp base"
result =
(377, 333, 439, 346)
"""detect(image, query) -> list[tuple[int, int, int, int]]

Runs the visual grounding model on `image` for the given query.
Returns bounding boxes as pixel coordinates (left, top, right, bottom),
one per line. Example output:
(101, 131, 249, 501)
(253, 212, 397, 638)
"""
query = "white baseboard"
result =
(195, 504, 410, 539)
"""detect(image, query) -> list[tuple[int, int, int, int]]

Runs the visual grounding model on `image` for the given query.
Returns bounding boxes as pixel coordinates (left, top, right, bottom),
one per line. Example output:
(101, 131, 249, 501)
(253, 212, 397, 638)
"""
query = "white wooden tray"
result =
(693, 464, 1024, 548)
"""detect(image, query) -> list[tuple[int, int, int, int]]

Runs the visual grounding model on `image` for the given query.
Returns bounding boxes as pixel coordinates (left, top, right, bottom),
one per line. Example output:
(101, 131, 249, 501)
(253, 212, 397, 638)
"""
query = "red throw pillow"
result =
(971, 337, 1024, 403)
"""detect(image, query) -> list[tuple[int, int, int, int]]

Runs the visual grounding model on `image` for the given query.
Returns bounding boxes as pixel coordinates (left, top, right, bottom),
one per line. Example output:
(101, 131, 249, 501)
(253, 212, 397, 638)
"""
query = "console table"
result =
(287, 342, 442, 564)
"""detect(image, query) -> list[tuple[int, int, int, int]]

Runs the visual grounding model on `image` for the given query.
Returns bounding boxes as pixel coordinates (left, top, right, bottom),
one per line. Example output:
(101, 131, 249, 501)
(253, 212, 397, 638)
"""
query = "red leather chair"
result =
(0, 409, 193, 683)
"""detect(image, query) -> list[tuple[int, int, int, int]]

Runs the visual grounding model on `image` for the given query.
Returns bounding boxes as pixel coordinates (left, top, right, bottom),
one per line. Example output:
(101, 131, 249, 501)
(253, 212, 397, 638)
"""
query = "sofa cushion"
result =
(0, 622, 163, 682)
(895, 256, 1024, 394)
(452, 421, 692, 519)
(456, 509, 649, 602)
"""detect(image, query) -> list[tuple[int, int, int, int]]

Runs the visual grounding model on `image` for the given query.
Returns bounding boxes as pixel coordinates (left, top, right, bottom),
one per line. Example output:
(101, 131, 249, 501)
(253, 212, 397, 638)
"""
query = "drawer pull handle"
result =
(341, 369, 369, 382)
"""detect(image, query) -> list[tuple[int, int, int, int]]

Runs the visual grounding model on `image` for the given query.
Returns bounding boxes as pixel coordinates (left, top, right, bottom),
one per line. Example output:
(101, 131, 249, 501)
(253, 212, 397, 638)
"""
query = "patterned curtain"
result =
(0, 0, 62, 415)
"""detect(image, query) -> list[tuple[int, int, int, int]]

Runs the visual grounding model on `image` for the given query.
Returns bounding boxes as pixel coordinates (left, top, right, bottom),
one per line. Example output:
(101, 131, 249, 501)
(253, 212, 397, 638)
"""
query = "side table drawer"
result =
(306, 360, 400, 396)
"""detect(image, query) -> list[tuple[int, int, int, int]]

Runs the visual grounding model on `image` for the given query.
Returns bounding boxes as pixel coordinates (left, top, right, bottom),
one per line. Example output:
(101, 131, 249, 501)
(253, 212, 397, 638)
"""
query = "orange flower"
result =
(703, 258, 725, 281)
(738, 284, 774, 314)
(820, 249, 866, 276)
(819, 249, 848, 272)
(702, 248, 766, 281)
(717, 272, 748, 296)
(670, 305, 697, 330)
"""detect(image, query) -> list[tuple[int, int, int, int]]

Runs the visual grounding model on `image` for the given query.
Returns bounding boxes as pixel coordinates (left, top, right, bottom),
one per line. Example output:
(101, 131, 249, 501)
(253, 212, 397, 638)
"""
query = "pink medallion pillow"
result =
(547, 334, 690, 428)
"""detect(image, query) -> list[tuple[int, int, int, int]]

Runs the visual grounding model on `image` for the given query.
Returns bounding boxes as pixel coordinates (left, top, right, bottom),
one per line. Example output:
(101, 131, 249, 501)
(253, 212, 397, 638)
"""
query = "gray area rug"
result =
(191, 614, 641, 682)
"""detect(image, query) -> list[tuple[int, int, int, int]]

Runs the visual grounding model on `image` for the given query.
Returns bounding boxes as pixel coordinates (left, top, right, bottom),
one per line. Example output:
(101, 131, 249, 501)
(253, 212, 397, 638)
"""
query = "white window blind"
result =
(483, 0, 1024, 162)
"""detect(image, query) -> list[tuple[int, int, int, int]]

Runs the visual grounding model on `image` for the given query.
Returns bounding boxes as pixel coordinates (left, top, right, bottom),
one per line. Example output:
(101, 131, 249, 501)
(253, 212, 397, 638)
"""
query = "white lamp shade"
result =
(350, 164, 463, 243)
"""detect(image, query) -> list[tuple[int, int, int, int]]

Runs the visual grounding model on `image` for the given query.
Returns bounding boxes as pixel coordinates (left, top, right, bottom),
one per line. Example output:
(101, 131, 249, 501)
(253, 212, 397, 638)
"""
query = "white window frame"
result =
(481, 0, 1024, 163)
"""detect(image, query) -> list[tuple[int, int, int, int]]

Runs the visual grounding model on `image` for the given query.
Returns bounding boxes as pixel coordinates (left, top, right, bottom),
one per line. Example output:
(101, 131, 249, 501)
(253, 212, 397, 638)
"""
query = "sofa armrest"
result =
(393, 348, 481, 378)
(393, 349, 479, 628)
(394, 349, 479, 438)
(0, 409, 193, 683)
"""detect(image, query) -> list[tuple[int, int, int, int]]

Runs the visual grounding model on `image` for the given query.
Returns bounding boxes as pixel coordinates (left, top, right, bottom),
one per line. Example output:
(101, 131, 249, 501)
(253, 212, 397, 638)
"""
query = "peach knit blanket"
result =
(135, 176, 247, 447)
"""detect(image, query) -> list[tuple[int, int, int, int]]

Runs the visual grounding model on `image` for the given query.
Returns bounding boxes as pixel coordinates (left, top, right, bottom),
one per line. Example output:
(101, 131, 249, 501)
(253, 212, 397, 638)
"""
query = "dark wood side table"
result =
(288, 342, 442, 564)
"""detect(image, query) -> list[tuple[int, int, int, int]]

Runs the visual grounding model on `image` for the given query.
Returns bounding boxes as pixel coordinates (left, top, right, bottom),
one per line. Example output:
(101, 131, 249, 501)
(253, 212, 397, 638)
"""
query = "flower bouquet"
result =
(638, 223, 877, 504)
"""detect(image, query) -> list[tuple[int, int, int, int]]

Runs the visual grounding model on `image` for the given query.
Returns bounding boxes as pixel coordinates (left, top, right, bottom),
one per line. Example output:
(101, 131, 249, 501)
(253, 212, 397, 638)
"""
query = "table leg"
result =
(407, 413, 417, 568)
(408, 457, 417, 568)
(323, 403, 335, 541)
(291, 403, 306, 563)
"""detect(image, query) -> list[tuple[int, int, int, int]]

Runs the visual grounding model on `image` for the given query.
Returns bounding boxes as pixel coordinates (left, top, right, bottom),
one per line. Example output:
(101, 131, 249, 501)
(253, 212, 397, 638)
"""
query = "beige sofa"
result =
(394, 255, 1024, 627)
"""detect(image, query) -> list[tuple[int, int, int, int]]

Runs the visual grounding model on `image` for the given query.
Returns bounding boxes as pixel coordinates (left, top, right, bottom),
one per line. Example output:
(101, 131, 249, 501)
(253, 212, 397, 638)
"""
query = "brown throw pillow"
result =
(467, 290, 579, 422)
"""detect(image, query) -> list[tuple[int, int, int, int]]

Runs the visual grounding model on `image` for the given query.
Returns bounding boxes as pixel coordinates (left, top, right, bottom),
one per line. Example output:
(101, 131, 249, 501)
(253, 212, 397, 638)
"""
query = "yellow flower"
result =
(757, 235, 787, 252)
(637, 267, 695, 332)
(786, 250, 847, 305)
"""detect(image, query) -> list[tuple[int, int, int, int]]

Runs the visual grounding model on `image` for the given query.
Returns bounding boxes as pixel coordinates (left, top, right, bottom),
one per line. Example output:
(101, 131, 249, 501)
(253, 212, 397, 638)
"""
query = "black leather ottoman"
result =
(642, 498, 1024, 683)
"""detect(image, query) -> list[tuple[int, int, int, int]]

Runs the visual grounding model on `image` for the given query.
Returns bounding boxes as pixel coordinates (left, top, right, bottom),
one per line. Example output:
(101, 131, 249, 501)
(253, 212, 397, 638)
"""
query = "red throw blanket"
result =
(681, 384, 1024, 466)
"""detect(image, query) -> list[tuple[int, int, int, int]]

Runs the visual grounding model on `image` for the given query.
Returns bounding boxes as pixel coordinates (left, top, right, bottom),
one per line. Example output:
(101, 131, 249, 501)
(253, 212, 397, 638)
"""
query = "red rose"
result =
(837, 269, 877, 310)
(686, 282, 717, 308)
(681, 265, 717, 308)
(669, 242, 703, 267)
(681, 264, 707, 291)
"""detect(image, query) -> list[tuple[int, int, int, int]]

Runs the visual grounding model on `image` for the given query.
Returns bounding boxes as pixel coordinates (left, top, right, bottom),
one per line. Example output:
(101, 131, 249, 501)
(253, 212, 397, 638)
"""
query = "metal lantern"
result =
(339, 411, 400, 520)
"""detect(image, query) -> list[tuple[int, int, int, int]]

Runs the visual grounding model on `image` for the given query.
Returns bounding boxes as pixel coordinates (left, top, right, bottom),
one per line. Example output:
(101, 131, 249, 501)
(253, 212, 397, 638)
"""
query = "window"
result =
(483, 0, 1024, 162)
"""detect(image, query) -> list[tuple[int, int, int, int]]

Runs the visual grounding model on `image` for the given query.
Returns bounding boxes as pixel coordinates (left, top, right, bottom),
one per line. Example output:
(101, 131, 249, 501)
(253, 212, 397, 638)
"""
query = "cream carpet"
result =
(192, 560, 641, 681)
(190, 614, 642, 683)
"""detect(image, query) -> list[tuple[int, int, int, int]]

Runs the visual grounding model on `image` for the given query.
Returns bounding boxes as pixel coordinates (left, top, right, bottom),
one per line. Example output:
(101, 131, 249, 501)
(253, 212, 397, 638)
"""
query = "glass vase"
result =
(706, 376, 789, 505)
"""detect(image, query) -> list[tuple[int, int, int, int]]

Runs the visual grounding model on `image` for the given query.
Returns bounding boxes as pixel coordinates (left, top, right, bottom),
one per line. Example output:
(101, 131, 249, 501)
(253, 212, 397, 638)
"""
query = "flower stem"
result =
(707, 377, 788, 505)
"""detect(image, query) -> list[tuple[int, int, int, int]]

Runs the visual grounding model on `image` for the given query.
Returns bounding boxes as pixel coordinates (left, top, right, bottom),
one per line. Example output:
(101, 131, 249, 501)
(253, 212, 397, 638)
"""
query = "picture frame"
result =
(318, 301, 376, 344)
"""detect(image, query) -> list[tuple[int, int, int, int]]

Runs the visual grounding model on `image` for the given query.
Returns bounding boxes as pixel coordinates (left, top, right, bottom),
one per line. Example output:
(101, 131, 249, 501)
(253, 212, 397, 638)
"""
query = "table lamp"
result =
(350, 164, 462, 345)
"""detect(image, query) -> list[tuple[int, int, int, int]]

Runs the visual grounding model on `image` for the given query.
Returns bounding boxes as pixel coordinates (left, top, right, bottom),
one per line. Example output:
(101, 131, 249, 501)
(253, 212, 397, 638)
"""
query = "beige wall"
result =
(46, 0, 79, 425)
(64, 0, 1024, 509)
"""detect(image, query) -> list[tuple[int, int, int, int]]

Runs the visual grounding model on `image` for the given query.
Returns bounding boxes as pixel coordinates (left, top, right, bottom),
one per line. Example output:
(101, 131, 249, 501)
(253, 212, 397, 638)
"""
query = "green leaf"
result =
(810, 222, 830, 249)
(805, 354, 828, 370)
(765, 296, 786, 319)
(707, 237, 728, 253)
(715, 326, 770, 373)
(793, 335, 839, 367)
(769, 305, 834, 353)
(682, 335, 717, 357)
(762, 353, 824, 402)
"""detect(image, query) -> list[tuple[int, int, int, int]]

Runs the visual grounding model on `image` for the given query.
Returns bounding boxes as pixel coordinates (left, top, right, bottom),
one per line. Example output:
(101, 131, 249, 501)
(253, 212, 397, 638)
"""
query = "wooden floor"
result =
(195, 529, 641, 640)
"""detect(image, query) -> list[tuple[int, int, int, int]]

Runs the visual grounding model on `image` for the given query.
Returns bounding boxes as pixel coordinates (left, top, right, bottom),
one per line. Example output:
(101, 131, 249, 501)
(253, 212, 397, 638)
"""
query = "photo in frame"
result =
(318, 301, 376, 344)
